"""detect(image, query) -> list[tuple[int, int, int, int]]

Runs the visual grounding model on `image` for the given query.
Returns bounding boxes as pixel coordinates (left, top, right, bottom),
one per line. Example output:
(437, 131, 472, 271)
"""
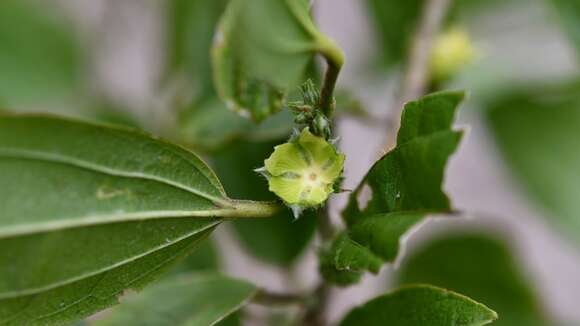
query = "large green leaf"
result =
(0, 115, 276, 324)
(212, 0, 340, 122)
(321, 91, 464, 285)
(340, 285, 497, 326)
(212, 139, 316, 265)
(0, 0, 82, 110)
(397, 232, 550, 325)
(485, 81, 580, 245)
(95, 273, 256, 326)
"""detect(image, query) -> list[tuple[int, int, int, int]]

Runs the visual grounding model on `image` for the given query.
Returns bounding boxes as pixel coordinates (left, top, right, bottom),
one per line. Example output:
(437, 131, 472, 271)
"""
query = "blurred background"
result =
(1, 0, 579, 324)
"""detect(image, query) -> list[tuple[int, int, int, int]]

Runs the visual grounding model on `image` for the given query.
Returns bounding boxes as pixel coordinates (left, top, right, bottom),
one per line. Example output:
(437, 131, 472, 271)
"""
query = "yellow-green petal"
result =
(265, 142, 309, 176)
(269, 175, 304, 204)
(303, 183, 330, 205)
(298, 128, 336, 165)
(320, 152, 345, 183)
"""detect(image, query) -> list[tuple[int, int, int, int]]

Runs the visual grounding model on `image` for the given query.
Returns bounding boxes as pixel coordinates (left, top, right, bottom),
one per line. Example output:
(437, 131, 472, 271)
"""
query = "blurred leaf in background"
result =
(169, 237, 219, 275)
(95, 273, 255, 326)
(397, 231, 550, 325)
(212, 0, 334, 122)
(178, 97, 294, 152)
(165, 0, 228, 97)
(364, 0, 504, 72)
(365, 0, 422, 69)
(548, 0, 580, 57)
(0, 0, 83, 112)
(340, 284, 497, 326)
(485, 81, 580, 245)
(212, 140, 316, 266)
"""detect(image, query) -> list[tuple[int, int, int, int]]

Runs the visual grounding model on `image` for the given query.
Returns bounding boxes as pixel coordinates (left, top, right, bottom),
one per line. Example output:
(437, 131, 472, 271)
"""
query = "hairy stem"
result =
(317, 37, 345, 118)
(226, 200, 283, 218)
(384, 0, 452, 150)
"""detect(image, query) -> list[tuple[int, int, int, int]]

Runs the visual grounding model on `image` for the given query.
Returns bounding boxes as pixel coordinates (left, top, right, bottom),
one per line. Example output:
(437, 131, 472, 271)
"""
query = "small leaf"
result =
(485, 81, 580, 245)
(95, 273, 256, 326)
(212, 0, 338, 122)
(340, 285, 497, 326)
(319, 233, 382, 285)
(397, 231, 551, 325)
(0, 115, 275, 324)
(321, 91, 464, 284)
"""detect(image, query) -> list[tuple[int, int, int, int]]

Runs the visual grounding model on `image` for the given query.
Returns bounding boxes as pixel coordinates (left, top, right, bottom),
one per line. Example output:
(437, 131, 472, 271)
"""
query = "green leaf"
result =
(485, 81, 580, 245)
(212, 0, 339, 122)
(319, 233, 382, 285)
(212, 139, 316, 265)
(178, 97, 294, 152)
(169, 237, 219, 275)
(549, 0, 580, 57)
(165, 0, 228, 96)
(365, 0, 422, 69)
(0, 115, 276, 324)
(397, 231, 550, 325)
(340, 285, 497, 326)
(94, 273, 256, 326)
(321, 91, 464, 285)
(0, 0, 82, 110)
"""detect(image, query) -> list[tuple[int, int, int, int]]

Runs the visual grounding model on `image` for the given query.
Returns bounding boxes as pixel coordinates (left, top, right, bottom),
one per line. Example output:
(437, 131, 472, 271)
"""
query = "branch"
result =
(300, 207, 335, 325)
(385, 0, 452, 149)
(251, 289, 306, 306)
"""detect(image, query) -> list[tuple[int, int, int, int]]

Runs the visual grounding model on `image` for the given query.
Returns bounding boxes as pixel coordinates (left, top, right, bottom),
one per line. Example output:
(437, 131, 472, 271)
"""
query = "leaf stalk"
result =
(317, 37, 344, 118)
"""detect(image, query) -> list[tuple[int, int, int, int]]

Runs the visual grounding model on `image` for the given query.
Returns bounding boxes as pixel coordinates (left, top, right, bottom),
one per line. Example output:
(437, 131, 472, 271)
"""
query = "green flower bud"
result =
(261, 128, 345, 213)
(429, 26, 477, 81)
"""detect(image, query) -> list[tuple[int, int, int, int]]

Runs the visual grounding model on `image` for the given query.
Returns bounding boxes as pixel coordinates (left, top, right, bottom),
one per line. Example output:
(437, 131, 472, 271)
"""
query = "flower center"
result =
(309, 172, 318, 181)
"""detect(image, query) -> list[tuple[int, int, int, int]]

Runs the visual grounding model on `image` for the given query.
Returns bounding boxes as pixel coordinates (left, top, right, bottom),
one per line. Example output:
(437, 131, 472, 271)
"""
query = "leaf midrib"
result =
(0, 148, 231, 207)
(0, 210, 228, 239)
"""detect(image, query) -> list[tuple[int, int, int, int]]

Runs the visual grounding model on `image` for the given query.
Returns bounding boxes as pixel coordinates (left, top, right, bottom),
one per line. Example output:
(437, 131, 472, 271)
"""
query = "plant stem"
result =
(302, 284, 331, 326)
(317, 37, 345, 118)
(252, 289, 306, 306)
(301, 207, 335, 326)
(385, 0, 452, 150)
(226, 200, 283, 218)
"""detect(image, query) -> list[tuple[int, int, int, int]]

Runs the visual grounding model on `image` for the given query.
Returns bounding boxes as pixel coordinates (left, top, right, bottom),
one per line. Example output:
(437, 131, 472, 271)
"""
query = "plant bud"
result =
(260, 128, 345, 216)
(429, 27, 477, 81)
